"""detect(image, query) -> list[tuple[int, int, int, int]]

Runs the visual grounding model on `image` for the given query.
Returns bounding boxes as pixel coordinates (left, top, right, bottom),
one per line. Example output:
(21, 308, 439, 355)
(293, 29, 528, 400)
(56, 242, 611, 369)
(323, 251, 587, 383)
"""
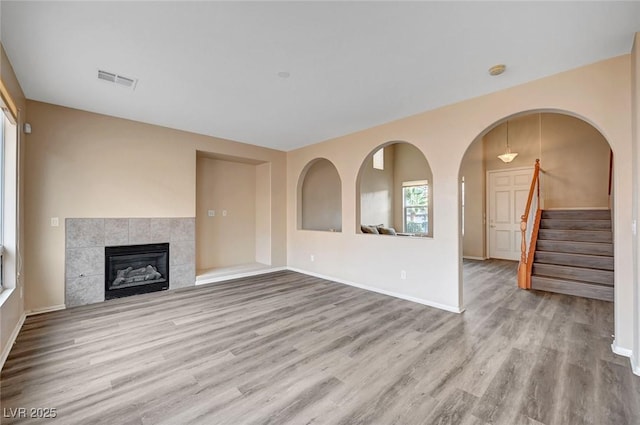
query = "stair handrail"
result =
(518, 159, 541, 289)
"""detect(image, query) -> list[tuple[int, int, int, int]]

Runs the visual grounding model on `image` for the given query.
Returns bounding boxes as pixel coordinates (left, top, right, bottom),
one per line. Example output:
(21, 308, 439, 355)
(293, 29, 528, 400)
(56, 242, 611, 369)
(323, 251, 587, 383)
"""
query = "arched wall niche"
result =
(297, 158, 342, 232)
(356, 141, 434, 237)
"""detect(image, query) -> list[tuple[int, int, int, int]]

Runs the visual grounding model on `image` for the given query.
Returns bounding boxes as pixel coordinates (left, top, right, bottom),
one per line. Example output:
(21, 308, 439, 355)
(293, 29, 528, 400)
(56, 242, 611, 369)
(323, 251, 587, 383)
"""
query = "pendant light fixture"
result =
(497, 120, 518, 163)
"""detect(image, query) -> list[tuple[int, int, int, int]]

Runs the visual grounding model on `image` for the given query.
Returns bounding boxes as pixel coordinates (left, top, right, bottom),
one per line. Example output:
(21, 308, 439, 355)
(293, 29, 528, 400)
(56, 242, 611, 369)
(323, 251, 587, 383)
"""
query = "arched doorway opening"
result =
(459, 111, 613, 307)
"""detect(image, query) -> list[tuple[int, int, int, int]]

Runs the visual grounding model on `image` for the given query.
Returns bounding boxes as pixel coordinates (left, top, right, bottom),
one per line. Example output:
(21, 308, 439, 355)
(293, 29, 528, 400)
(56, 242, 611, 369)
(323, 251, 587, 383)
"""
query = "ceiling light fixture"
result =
(497, 120, 518, 163)
(489, 64, 506, 76)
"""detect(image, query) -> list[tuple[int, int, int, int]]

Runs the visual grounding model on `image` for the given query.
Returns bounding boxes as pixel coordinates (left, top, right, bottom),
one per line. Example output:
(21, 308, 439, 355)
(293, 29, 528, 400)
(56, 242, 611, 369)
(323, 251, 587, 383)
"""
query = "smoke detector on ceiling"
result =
(98, 70, 138, 90)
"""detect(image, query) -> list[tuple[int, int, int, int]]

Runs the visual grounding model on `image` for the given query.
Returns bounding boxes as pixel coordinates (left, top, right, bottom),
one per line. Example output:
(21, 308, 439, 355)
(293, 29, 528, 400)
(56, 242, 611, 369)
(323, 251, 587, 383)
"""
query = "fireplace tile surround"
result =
(65, 218, 196, 307)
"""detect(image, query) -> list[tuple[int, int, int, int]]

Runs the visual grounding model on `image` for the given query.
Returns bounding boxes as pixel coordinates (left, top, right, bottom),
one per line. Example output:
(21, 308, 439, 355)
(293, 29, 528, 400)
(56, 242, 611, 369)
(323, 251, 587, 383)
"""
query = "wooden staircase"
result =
(530, 209, 613, 301)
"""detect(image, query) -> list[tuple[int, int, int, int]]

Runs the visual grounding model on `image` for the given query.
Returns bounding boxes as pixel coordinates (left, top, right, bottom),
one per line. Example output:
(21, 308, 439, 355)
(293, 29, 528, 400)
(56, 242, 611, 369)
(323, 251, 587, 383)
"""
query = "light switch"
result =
(51, 217, 59, 227)
(222, 210, 227, 216)
(208, 210, 215, 217)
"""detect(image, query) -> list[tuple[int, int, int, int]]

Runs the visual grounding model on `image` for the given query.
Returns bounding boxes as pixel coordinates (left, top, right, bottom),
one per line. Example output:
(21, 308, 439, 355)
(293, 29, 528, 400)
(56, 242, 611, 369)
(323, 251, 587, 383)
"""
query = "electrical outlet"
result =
(222, 210, 228, 217)
(310, 255, 315, 262)
(51, 217, 59, 227)
(400, 270, 407, 279)
(208, 210, 215, 217)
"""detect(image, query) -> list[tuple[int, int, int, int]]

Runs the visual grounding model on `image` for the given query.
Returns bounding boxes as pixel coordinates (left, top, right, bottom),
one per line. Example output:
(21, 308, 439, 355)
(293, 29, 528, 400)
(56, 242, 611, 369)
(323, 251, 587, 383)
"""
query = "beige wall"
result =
(255, 163, 271, 265)
(632, 33, 640, 373)
(287, 55, 634, 352)
(196, 157, 257, 270)
(24, 101, 287, 311)
(359, 145, 395, 227)
(484, 114, 610, 208)
(541, 113, 610, 208)
(300, 159, 342, 232)
(460, 138, 485, 258)
(0, 42, 26, 366)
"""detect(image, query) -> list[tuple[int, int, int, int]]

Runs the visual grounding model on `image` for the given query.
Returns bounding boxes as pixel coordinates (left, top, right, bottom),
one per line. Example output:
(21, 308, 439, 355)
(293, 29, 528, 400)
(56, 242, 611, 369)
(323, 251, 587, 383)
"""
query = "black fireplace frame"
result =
(105, 243, 170, 300)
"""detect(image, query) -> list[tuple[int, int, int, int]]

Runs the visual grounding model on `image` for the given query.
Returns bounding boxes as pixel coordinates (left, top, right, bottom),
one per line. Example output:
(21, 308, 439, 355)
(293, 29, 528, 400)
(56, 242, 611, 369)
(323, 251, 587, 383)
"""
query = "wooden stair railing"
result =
(517, 159, 541, 289)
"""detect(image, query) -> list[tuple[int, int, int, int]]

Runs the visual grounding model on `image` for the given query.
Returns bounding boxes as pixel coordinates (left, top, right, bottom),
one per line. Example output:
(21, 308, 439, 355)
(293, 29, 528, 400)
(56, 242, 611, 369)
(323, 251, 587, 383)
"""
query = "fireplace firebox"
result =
(105, 243, 169, 300)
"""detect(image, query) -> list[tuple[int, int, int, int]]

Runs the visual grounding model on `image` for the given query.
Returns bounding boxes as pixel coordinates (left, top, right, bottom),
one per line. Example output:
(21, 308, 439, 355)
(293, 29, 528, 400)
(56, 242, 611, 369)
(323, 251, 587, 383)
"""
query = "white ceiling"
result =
(1, 2, 639, 151)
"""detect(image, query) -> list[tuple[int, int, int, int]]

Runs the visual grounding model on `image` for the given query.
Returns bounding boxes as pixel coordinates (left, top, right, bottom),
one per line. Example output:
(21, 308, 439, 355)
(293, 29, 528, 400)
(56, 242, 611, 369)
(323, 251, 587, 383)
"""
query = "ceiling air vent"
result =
(97, 69, 138, 90)
(115, 75, 135, 88)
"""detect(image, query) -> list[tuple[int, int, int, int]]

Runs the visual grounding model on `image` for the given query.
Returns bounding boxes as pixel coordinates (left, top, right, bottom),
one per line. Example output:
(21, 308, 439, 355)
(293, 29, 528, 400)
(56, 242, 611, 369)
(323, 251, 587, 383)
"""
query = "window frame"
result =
(402, 179, 429, 235)
(0, 79, 19, 302)
(0, 111, 5, 290)
(372, 148, 384, 170)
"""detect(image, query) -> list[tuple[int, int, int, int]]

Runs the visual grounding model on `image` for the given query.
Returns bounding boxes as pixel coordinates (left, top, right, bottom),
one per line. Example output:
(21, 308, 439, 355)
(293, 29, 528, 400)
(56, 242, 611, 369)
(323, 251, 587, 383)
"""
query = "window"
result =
(0, 80, 18, 294)
(372, 148, 384, 170)
(403, 180, 428, 234)
(0, 109, 5, 289)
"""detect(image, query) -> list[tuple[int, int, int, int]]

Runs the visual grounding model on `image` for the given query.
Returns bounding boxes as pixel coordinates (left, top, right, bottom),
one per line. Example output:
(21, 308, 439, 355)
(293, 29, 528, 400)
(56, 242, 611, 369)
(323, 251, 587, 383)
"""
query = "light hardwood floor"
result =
(1, 260, 639, 424)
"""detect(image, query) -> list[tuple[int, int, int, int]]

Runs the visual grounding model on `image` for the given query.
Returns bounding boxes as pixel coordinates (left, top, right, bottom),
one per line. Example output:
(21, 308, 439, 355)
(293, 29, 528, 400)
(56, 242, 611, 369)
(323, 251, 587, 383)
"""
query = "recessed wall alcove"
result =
(297, 158, 342, 232)
(356, 142, 433, 237)
(195, 151, 273, 282)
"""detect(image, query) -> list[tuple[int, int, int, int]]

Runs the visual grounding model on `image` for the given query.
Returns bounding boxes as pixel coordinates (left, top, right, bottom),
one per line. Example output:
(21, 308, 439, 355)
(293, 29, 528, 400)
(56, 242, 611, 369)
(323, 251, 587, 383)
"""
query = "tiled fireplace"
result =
(65, 218, 195, 307)
(105, 243, 170, 299)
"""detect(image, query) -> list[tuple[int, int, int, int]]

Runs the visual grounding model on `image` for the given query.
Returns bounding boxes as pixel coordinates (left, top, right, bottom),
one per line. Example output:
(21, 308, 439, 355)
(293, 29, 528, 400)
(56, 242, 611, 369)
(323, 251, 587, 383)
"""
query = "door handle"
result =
(490, 225, 496, 228)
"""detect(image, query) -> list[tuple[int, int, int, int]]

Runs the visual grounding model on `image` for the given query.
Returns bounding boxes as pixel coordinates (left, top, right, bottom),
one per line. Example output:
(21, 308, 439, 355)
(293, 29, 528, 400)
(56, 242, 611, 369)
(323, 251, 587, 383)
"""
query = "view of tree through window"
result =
(403, 181, 428, 233)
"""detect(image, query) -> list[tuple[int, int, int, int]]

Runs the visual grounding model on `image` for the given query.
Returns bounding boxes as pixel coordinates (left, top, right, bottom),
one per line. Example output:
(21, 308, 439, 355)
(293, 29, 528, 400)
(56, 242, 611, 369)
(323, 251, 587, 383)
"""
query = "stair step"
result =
(532, 263, 614, 286)
(540, 219, 611, 230)
(542, 209, 611, 220)
(530, 276, 613, 302)
(534, 251, 614, 271)
(536, 240, 613, 256)
(538, 229, 613, 243)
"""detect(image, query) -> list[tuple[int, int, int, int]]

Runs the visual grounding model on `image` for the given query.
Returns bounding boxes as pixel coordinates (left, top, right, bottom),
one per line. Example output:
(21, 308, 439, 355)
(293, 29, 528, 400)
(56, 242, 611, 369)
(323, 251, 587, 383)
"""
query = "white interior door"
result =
(488, 168, 533, 260)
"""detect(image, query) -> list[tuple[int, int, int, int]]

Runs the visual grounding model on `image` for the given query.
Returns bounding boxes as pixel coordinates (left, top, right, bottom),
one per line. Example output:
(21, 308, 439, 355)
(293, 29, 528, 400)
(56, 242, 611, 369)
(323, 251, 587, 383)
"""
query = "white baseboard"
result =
(463, 256, 486, 261)
(287, 267, 464, 314)
(26, 304, 66, 316)
(196, 267, 286, 286)
(0, 312, 25, 371)
(611, 341, 633, 357)
(632, 354, 640, 376)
